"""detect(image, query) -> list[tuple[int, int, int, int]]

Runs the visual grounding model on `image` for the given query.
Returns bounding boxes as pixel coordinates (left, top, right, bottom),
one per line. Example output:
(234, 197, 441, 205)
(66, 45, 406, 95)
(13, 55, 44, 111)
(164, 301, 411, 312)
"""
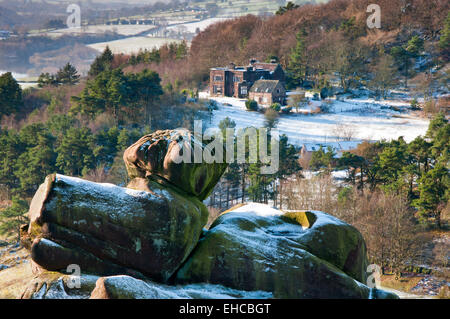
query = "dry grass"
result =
(0, 263, 35, 299)
(380, 275, 423, 293)
(0, 246, 33, 299)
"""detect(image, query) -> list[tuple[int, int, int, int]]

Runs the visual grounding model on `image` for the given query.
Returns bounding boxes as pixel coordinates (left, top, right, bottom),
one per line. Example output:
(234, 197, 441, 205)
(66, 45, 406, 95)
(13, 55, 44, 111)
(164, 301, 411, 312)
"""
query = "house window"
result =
(233, 76, 241, 83)
(241, 86, 247, 95)
(213, 85, 222, 94)
(214, 75, 223, 82)
(263, 97, 268, 103)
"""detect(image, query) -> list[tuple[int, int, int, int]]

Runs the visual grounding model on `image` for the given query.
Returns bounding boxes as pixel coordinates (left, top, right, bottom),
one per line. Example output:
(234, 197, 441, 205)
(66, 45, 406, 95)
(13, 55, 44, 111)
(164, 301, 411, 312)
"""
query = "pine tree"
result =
(56, 62, 80, 85)
(71, 69, 128, 121)
(370, 53, 397, 99)
(408, 136, 432, 174)
(288, 30, 307, 87)
(338, 152, 365, 187)
(88, 46, 114, 77)
(219, 117, 240, 205)
(276, 1, 299, 15)
(176, 40, 188, 60)
(93, 127, 120, 166)
(0, 72, 22, 117)
(376, 138, 408, 188)
(0, 129, 22, 193)
(56, 127, 95, 176)
(275, 134, 301, 208)
(391, 36, 424, 88)
(413, 163, 449, 228)
(430, 121, 449, 161)
(310, 146, 336, 171)
(127, 69, 163, 125)
(406, 36, 424, 57)
(439, 12, 450, 59)
(14, 124, 56, 196)
(37, 72, 58, 87)
(426, 112, 447, 139)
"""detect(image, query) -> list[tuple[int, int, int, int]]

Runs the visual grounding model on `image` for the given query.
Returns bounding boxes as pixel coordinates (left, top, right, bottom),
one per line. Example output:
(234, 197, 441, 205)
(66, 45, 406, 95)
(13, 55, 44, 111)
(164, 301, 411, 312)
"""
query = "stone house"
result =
(209, 59, 285, 99)
(248, 80, 286, 106)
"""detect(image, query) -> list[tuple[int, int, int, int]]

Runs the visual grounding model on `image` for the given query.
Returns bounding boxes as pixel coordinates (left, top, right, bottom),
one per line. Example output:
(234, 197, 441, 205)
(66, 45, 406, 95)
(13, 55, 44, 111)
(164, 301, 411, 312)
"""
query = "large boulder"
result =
(90, 275, 272, 299)
(123, 129, 228, 200)
(174, 203, 397, 299)
(23, 173, 209, 282)
(16, 269, 272, 299)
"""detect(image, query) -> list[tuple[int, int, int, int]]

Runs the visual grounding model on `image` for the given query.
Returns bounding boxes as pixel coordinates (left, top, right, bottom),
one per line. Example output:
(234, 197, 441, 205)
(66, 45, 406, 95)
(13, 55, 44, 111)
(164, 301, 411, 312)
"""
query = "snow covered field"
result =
(45, 25, 157, 37)
(87, 37, 182, 54)
(204, 95, 430, 151)
(166, 18, 230, 33)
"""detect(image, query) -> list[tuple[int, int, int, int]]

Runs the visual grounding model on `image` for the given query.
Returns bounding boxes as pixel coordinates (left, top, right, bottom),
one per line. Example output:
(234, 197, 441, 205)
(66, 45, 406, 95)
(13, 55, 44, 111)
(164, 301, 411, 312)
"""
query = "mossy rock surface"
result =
(174, 203, 397, 299)
(26, 174, 209, 282)
(123, 129, 228, 200)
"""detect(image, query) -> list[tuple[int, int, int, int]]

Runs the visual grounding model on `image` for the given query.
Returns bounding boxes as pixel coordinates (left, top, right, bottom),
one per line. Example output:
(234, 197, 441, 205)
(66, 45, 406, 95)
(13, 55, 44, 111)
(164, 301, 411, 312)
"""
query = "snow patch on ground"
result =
(231, 202, 283, 217)
(167, 18, 230, 33)
(87, 37, 182, 54)
(204, 95, 429, 151)
(101, 275, 273, 299)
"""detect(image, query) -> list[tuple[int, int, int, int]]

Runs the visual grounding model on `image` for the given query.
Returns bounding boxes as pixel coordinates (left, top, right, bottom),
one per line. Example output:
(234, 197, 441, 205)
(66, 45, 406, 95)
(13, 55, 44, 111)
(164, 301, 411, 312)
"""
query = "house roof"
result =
(210, 60, 281, 72)
(249, 80, 281, 93)
(251, 62, 279, 72)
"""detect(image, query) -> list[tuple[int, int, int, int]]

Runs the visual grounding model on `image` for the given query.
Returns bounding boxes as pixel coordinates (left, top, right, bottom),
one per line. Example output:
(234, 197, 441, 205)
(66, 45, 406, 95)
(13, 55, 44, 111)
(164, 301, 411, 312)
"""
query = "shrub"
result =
(245, 99, 258, 111)
(281, 106, 292, 114)
(410, 98, 420, 110)
(319, 100, 333, 113)
(207, 100, 218, 110)
(423, 99, 439, 115)
(270, 103, 281, 112)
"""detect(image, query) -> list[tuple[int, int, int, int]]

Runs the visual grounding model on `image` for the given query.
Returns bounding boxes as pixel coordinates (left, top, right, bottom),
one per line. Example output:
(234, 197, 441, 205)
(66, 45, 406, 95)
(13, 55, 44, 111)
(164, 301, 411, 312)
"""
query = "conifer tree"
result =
(0, 72, 22, 117)
(88, 46, 114, 77)
(288, 30, 307, 88)
(413, 163, 449, 228)
(55, 127, 95, 176)
(56, 62, 80, 85)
